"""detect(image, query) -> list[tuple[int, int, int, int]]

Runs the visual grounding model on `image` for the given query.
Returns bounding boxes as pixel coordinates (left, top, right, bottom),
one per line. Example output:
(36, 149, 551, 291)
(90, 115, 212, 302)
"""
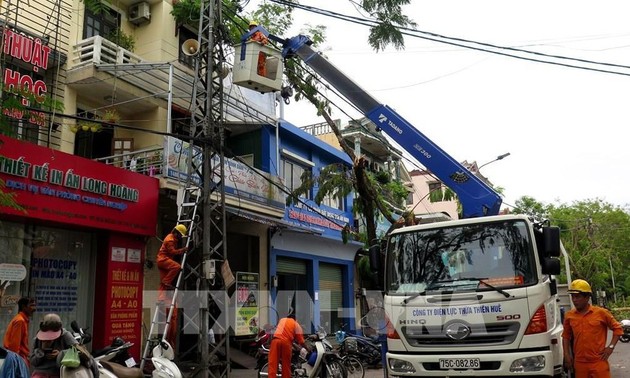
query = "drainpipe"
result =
(167, 63, 173, 134)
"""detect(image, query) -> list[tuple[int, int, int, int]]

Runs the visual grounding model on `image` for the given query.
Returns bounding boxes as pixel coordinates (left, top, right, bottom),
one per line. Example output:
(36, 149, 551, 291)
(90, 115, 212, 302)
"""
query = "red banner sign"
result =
(0, 135, 159, 235)
(92, 234, 145, 360)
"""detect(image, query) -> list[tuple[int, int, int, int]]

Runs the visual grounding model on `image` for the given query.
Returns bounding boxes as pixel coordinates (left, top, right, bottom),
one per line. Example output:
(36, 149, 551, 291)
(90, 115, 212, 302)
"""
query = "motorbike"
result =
(61, 321, 143, 378)
(620, 319, 630, 343)
(257, 327, 346, 378)
(251, 325, 274, 370)
(335, 324, 382, 368)
(148, 339, 183, 378)
(71, 321, 136, 368)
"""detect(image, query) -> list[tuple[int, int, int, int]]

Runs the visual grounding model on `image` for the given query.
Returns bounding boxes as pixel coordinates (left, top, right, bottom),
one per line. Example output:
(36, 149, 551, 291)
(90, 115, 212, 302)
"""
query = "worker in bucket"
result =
(247, 20, 269, 77)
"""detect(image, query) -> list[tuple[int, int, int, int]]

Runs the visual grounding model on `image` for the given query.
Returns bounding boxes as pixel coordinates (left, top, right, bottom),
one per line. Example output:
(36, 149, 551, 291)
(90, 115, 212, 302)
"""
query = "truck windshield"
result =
(386, 220, 536, 294)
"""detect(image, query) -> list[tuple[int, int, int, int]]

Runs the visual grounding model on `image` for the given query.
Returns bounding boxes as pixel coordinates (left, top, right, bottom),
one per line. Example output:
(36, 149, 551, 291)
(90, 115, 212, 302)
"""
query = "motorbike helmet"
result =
(111, 336, 125, 347)
(568, 279, 592, 294)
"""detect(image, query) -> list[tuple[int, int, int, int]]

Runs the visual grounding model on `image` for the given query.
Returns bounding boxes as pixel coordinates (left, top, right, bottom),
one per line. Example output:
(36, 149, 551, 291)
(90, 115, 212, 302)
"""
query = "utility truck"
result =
(234, 28, 565, 377)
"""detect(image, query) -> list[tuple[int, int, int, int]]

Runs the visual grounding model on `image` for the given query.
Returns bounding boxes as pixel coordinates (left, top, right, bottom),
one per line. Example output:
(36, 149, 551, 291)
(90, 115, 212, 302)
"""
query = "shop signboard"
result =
(235, 272, 259, 336)
(0, 135, 159, 236)
(164, 136, 285, 209)
(0, 263, 27, 281)
(286, 202, 351, 239)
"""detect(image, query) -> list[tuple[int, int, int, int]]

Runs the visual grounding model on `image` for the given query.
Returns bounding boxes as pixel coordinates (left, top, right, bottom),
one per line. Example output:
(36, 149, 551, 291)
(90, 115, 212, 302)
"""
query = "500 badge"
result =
(496, 314, 521, 321)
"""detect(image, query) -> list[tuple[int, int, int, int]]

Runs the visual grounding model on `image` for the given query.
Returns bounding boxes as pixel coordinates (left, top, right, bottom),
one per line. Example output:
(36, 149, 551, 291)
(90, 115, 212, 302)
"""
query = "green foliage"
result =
(0, 87, 62, 213)
(518, 196, 630, 302)
(512, 195, 552, 220)
(105, 28, 135, 52)
(0, 173, 24, 212)
(360, 0, 417, 51)
(357, 255, 378, 288)
(81, 0, 110, 14)
(171, 0, 200, 27)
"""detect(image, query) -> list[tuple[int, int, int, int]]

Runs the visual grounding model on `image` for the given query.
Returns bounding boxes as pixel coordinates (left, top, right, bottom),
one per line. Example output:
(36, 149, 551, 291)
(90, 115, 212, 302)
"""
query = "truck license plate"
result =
(439, 358, 480, 369)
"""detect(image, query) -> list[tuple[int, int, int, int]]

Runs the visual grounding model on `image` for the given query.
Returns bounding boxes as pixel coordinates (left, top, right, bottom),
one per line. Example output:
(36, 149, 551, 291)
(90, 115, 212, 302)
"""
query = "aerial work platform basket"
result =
(232, 41, 283, 93)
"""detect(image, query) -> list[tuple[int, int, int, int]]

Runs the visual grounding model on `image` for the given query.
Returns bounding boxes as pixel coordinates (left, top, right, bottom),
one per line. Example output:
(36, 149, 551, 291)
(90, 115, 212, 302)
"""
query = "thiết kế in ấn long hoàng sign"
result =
(0, 135, 159, 236)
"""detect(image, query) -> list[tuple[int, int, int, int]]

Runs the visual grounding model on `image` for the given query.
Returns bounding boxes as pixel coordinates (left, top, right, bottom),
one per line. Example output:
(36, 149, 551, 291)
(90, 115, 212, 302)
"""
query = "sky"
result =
(242, 0, 630, 211)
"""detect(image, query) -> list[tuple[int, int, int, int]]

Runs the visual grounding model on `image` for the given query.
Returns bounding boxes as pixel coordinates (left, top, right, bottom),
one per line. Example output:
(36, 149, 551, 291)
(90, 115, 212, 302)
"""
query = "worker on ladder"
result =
(157, 224, 188, 348)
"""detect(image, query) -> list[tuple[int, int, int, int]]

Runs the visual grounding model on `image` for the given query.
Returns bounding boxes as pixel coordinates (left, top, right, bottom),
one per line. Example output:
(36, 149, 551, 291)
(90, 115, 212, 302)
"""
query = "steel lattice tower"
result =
(185, 0, 229, 377)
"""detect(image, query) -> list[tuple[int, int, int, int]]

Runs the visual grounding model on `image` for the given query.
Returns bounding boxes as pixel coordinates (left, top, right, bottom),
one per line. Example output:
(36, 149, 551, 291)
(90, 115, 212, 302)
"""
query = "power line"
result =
(268, 0, 630, 77)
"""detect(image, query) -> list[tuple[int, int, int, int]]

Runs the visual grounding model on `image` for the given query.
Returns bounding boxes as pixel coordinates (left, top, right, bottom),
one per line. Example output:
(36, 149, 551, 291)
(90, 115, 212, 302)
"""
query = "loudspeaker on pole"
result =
(182, 39, 199, 56)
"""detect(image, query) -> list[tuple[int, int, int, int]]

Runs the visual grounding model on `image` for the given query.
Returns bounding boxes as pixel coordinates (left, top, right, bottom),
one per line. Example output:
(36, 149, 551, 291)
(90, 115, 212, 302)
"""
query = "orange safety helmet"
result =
(174, 224, 187, 237)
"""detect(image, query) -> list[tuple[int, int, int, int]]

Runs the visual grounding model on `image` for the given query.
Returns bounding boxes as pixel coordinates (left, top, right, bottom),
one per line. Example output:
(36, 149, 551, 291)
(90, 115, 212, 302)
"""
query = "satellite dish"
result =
(182, 39, 199, 56)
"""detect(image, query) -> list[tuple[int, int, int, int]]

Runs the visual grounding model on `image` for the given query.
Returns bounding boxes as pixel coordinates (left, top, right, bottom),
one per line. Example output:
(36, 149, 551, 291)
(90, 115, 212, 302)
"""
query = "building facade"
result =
(0, 0, 361, 360)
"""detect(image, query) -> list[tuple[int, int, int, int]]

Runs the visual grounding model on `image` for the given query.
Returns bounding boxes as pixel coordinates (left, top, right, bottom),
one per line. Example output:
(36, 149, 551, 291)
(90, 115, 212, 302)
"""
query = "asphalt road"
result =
(207, 339, 630, 378)
(608, 338, 629, 377)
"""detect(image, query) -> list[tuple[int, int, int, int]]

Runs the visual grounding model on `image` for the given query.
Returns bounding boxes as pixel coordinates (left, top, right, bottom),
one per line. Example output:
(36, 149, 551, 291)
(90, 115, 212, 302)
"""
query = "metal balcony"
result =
(66, 36, 277, 130)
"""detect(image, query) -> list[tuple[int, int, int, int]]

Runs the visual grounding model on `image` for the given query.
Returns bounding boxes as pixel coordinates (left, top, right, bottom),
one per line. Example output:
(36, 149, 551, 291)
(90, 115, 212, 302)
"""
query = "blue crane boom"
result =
(240, 30, 502, 218)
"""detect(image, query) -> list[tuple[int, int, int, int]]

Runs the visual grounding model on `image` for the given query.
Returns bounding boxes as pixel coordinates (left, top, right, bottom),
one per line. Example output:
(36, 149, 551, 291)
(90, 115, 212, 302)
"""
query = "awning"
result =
(225, 207, 322, 235)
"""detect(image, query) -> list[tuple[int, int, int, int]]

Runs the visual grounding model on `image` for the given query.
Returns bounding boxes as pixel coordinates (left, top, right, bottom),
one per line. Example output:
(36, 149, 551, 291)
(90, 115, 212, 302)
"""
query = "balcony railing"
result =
(95, 146, 163, 177)
(71, 35, 144, 68)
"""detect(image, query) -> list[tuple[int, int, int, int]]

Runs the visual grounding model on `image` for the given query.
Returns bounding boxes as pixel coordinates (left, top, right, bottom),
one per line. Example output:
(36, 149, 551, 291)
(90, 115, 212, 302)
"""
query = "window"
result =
(83, 8, 120, 39)
(428, 181, 444, 201)
(283, 159, 310, 199)
(406, 192, 414, 206)
(322, 191, 344, 211)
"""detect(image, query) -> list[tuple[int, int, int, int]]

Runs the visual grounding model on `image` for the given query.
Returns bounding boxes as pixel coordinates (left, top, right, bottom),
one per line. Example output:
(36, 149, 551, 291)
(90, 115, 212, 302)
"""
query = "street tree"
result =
(512, 196, 630, 301)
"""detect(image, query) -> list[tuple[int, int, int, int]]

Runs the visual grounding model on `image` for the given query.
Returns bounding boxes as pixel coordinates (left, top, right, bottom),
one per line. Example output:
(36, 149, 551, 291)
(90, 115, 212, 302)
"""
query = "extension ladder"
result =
(140, 186, 200, 370)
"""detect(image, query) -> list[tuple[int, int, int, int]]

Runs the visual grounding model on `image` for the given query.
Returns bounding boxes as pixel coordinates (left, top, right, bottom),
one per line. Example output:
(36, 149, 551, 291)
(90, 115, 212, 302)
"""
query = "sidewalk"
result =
(228, 367, 386, 378)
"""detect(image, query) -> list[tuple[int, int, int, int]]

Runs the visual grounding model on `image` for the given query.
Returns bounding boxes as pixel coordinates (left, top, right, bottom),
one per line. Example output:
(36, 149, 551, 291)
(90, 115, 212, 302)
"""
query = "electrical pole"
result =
(187, 0, 228, 376)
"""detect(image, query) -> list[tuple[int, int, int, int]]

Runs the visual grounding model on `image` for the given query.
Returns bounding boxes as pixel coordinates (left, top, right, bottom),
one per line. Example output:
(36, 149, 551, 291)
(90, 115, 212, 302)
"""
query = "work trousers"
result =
(268, 338, 292, 378)
(257, 52, 267, 77)
(573, 360, 611, 378)
(157, 257, 180, 301)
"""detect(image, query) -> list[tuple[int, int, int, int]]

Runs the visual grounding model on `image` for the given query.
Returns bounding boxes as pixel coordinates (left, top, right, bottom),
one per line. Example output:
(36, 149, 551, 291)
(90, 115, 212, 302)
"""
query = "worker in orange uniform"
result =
(248, 20, 269, 77)
(157, 224, 188, 349)
(2, 297, 36, 366)
(562, 279, 622, 378)
(269, 312, 308, 378)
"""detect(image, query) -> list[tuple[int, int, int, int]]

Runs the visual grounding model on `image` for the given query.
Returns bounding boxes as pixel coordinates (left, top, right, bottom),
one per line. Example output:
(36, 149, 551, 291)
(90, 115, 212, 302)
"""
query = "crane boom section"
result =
(286, 36, 501, 218)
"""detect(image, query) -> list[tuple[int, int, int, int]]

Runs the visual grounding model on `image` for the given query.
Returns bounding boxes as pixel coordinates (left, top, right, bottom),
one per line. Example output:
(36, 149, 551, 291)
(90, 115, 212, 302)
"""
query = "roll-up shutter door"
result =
(319, 263, 342, 310)
(277, 257, 306, 274)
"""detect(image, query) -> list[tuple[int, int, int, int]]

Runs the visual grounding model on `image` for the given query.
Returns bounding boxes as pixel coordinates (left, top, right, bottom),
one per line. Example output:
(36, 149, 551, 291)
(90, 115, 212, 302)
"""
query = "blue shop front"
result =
(267, 122, 361, 334)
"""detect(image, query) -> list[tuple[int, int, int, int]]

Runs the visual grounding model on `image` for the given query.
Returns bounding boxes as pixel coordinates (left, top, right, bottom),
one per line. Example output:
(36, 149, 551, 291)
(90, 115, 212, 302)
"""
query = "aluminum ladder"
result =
(140, 186, 200, 370)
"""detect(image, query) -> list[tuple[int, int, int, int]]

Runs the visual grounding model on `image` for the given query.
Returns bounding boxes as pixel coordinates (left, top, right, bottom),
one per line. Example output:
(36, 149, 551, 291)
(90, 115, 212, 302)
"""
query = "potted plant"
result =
(105, 28, 136, 52)
(78, 120, 100, 132)
(102, 108, 120, 123)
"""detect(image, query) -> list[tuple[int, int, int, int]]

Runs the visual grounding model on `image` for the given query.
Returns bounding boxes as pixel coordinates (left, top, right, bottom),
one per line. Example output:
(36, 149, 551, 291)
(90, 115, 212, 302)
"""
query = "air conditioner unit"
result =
(129, 2, 151, 25)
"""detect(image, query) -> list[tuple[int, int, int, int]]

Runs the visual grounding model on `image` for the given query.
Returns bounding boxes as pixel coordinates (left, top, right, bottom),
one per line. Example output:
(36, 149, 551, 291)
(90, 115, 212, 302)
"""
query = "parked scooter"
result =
(71, 321, 136, 367)
(62, 321, 143, 378)
(258, 327, 345, 378)
(251, 325, 274, 370)
(619, 319, 630, 343)
(148, 340, 183, 378)
(335, 323, 382, 368)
